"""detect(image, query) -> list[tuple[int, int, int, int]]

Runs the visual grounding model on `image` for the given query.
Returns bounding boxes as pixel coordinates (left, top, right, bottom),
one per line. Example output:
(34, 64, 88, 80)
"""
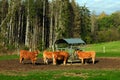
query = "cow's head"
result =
(74, 49, 82, 54)
(33, 50, 40, 57)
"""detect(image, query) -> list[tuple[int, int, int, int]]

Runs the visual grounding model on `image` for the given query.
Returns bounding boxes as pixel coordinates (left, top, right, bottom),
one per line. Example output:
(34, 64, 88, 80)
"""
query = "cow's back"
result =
(59, 51, 69, 58)
(77, 51, 95, 59)
(89, 51, 96, 57)
(43, 51, 53, 59)
(20, 50, 31, 59)
(53, 51, 69, 59)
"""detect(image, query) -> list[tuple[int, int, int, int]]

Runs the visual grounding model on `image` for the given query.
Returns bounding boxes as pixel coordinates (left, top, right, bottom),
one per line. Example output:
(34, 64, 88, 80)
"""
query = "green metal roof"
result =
(55, 38, 85, 45)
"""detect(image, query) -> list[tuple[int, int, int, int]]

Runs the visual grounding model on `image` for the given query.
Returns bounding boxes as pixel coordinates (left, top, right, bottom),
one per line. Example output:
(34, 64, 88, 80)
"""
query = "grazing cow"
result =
(20, 50, 39, 64)
(52, 51, 69, 65)
(74, 50, 96, 64)
(43, 50, 53, 64)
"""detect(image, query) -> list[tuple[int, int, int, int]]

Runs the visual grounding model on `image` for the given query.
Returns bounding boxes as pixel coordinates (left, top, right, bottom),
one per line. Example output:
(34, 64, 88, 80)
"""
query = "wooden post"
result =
(103, 46, 105, 53)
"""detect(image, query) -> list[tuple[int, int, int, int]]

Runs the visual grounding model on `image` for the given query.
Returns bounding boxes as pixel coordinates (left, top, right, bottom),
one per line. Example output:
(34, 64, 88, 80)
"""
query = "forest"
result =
(0, 0, 120, 52)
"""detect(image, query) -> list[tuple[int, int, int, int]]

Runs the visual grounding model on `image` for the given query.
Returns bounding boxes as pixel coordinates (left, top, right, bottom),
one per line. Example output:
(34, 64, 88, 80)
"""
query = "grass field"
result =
(0, 69, 120, 80)
(0, 41, 120, 80)
(83, 41, 120, 57)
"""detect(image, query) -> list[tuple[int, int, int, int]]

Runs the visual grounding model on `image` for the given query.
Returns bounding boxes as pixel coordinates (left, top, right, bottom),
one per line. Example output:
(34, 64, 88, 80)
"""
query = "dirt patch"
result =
(0, 57, 120, 71)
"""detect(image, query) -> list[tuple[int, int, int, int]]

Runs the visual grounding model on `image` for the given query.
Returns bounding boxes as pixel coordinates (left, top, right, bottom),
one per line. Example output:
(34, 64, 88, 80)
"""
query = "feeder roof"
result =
(55, 38, 85, 45)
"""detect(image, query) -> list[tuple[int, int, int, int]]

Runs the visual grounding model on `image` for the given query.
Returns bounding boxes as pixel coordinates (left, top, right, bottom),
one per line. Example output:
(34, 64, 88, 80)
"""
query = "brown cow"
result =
(74, 50, 96, 64)
(52, 51, 69, 65)
(20, 50, 39, 64)
(43, 50, 53, 64)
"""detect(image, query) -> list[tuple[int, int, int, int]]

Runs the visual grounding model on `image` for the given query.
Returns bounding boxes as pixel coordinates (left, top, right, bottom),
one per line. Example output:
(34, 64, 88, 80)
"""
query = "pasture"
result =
(0, 41, 120, 80)
(84, 41, 120, 57)
(0, 69, 120, 80)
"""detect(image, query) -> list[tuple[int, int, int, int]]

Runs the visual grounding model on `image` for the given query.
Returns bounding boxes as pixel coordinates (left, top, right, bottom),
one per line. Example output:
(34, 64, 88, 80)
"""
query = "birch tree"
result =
(42, 0, 49, 50)
(42, 0, 45, 50)
(49, 0, 54, 49)
(0, 0, 8, 46)
(0, 0, 18, 46)
(25, 0, 30, 47)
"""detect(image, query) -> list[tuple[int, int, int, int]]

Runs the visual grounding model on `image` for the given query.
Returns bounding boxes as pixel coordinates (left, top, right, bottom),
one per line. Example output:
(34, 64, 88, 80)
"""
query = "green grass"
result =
(82, 41, 120, 57)
(0, 54, 19, 60)
(0, 70, 120, 80)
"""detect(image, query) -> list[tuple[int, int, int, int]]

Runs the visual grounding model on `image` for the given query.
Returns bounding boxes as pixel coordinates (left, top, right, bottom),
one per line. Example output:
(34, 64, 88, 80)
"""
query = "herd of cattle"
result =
(19, 49, 96, 65)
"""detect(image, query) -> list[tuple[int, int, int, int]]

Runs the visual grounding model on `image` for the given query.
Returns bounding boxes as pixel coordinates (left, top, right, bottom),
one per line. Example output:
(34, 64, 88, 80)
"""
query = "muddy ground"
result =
(0, 57, 120, 71)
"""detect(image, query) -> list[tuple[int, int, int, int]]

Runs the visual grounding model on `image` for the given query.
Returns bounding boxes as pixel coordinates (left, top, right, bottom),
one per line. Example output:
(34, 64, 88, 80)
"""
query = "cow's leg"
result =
(46, 59, 48, 64)
(32, 58, 37, 64)
(31, 60, 34, 64)
(20, 58, 22, 63)
(63, 58, 67, 65)
(43, 57, 49, 64)
(20, 58, 24, 63)
(53, 58, 56, 65)
(43, 57, 46, 64)
(92, 57, 95, 64)
(32, 60, 35, 64)
(81, 59, 84, 64)
(63, 60, 66, 65)
(52, 54, 56, 65)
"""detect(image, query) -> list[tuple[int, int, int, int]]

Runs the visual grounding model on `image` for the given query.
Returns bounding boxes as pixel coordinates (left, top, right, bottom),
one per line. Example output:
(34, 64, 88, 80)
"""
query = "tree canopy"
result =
(0, 0, 120, 52)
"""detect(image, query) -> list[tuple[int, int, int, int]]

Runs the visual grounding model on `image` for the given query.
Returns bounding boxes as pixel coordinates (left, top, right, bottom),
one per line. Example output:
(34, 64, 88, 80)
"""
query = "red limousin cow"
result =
(20, 50, 39, 64)
(52, 51, 69, 65)
(75, 50, 96, 64)
(43, 50, 53, 64)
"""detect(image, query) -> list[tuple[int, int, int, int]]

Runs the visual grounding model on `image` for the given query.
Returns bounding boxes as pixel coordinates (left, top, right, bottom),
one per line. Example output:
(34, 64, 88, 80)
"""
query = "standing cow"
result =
(74, 50, 96, 64)
(52, 51, 69, 65)
(20, 50, 39, 64)
(43, 50, 53, 64)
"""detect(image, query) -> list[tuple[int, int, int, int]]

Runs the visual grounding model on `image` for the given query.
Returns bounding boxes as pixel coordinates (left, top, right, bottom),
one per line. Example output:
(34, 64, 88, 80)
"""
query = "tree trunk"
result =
(49, 0, 53, 49)
(42, 0, 46, 50)
(25, 0, 30, 47)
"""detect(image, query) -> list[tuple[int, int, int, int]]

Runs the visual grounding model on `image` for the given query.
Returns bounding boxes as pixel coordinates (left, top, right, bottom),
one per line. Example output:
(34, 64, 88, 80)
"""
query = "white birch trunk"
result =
(25, 0, 30, 47)
(49, 0, 53, 49)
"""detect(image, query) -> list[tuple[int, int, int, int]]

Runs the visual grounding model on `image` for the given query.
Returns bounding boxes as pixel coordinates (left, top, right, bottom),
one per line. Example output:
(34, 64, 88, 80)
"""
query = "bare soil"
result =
(0, 57, 120, 71)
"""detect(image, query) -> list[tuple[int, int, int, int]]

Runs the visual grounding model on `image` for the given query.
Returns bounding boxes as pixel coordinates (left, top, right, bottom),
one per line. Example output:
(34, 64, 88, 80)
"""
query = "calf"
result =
(20, 50, 39, 64)
(43, 50, 53, 64)
(52, 51, 69, 65)
(75, 50, 96, 64)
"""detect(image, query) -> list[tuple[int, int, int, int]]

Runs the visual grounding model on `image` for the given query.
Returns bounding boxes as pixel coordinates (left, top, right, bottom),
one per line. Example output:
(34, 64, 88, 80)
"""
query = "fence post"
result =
(103, 46, 106, 53)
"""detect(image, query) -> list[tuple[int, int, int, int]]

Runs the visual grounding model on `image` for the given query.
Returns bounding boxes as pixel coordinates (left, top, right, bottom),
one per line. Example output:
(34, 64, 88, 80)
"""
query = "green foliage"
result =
(98, 16, 113, 30)
(79, 6, 91, 43)
(29, 0, 36, 19)
(94, 11, 120, 43)
(96, 28, 120, 42)
(6, 44, 16, 51)
(60, 1, 72, 38)
(22, 46, 29, 50)
(0, 0, 120, 50)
